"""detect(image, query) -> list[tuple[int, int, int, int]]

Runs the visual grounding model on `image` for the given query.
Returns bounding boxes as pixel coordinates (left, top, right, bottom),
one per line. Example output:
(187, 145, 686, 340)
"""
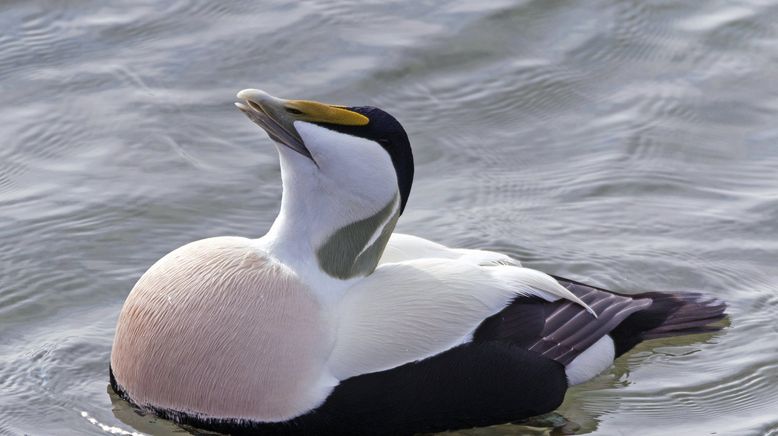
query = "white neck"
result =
(256, 137, 399, 299)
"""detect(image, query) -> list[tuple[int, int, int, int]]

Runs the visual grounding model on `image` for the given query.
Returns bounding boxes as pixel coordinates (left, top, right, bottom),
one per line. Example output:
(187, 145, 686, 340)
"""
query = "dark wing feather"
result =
(474, 277, 651, 365)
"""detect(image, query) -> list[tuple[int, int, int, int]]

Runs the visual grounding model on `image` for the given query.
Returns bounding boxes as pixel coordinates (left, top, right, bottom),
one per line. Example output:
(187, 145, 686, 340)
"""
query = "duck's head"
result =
(236, 89, 413, 215)
(236, 89, 413, 281)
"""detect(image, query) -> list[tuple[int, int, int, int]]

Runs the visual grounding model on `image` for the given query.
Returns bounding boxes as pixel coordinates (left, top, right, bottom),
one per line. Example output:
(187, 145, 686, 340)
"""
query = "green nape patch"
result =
(316, 195, 399, 279)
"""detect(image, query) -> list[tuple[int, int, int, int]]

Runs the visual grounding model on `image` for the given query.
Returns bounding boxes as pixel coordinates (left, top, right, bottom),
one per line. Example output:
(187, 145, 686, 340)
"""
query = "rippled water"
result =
(2, 0, 778, 434)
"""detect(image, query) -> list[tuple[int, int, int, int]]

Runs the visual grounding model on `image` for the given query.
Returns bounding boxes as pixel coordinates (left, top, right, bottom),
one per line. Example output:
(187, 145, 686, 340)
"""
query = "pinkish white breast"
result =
(110, 236, 338, 422)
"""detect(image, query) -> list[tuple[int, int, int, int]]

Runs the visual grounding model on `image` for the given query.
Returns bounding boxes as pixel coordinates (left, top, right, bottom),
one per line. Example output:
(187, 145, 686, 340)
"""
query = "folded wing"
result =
(328, 258, 593, 380)
(473, 278, 651, 365)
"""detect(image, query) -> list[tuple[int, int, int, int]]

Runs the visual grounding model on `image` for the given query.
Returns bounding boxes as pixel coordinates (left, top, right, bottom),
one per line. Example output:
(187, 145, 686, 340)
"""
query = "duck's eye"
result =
(285, 107, 304, 115)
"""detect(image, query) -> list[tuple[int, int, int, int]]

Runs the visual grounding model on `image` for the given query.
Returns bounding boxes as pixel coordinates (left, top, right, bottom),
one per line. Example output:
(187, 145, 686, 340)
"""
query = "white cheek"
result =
(295, 122, 397, 203)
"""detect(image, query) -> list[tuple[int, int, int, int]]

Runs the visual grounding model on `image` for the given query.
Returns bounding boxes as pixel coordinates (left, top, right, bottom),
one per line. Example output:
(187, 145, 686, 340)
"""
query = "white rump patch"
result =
(565, 335, 615, 385)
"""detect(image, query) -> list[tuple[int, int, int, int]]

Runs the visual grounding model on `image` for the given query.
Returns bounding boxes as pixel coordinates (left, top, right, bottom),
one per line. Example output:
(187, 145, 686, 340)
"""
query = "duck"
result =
(110, 89, 727, 435)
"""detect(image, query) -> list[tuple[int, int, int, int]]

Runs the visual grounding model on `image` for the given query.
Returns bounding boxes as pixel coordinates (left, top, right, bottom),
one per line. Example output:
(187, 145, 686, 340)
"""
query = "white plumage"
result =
(565, 335, 616, 386)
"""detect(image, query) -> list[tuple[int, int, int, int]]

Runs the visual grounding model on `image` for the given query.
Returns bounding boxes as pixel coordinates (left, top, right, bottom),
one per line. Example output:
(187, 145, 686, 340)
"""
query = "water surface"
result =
(2, 1, 778, 435)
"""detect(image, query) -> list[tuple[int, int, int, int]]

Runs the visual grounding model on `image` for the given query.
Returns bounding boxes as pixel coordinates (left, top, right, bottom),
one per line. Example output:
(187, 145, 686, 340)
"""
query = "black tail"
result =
(609, 291, 727, 357)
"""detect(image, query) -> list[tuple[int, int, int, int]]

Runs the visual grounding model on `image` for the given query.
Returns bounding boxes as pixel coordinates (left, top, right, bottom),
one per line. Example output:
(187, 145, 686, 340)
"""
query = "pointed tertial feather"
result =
(491, 267, 597, 317)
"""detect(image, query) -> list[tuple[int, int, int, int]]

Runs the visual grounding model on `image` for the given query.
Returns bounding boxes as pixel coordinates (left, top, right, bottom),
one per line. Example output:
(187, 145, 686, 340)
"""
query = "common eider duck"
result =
(110, 89, 727, 435)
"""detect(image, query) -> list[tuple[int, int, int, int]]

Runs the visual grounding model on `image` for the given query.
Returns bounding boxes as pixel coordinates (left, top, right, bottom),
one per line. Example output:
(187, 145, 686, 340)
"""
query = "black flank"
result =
(111, 341, 566, 436)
